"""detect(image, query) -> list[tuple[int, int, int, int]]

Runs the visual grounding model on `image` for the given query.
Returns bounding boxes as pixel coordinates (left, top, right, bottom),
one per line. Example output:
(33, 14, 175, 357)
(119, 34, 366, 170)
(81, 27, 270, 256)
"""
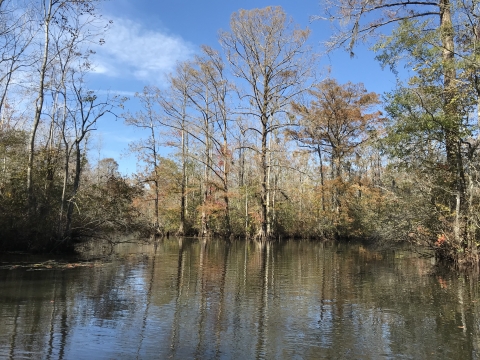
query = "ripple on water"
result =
(0, 239, 477, 359)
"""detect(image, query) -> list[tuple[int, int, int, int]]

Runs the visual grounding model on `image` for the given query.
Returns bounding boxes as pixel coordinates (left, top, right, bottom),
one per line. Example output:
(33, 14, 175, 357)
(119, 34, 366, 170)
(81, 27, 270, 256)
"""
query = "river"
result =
(1, 238, 479, 359)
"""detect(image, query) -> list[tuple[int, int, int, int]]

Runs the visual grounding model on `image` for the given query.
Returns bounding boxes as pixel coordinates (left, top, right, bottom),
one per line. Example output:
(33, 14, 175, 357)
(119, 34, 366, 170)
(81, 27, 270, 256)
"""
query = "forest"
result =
(0, 0, 479, 268)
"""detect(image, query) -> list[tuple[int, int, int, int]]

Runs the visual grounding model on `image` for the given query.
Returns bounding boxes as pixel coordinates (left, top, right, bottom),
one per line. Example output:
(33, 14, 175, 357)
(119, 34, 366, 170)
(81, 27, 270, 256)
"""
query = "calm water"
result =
(1, 238, 480, 359)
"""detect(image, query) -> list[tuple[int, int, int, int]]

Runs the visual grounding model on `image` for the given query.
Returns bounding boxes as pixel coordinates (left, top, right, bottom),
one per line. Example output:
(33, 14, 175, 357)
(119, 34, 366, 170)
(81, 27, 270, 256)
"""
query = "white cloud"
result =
(93, 89, 137, 97)
(93, 16, 195, 83)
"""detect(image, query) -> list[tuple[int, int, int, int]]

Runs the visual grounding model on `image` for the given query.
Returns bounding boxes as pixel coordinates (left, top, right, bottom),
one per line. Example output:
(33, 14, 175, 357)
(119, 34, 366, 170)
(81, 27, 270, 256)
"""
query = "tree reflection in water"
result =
(1, 239, 480, 359)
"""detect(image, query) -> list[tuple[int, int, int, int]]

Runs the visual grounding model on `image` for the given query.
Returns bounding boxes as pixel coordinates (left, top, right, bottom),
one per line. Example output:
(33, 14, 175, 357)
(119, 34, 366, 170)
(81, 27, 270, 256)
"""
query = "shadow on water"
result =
(2, 237, 480, 359)
(135, 240, 158, 359)
(168, 237, 185, 359)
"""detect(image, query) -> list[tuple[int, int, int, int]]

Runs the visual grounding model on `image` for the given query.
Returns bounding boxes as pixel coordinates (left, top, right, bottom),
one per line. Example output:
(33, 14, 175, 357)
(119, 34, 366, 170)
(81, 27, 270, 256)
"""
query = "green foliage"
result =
(77, 175, 146, 236)
(374, 19, 441, 77)
(4, 2, 480, 271)
(382, 86, 445, 165)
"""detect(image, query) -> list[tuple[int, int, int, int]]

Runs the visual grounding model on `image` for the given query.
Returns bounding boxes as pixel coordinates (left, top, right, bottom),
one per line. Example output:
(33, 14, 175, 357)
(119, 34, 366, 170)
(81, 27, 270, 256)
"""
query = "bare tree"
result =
(201, 45, 233, 237)
(219, 6, 316, 239)
(26, 0, 104, 212)
(159, 52, 235, 237)
(124, 86, 162, 233)
(0, 0, 35, 123)
(159, 63, 192, 236)
(184, 47, 235, 237)
(60, 67, 123, 246)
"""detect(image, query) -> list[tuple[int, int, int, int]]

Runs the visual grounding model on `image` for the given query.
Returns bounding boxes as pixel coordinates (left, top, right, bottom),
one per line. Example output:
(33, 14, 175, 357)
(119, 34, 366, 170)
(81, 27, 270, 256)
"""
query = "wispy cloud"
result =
(93, 89, 138, 97)
(92, 16, 196, 83)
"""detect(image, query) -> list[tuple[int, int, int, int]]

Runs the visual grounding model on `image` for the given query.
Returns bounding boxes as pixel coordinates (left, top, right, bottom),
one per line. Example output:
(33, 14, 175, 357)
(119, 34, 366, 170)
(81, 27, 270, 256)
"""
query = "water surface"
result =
(1, 239, 479, 359)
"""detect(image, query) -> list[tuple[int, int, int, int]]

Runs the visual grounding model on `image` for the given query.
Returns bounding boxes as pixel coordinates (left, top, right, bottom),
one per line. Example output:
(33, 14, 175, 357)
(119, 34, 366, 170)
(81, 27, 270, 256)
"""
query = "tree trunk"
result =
(178, 128, 187, 236)
(58, 143, 70, 236)
(27, 0, 52, 211)
(223, 138, 231, 237)
(259, 119, 269, 239)
(317, 145, 326, 212)
(201, 111, 211, 237)
(440, 0, 466, 247)
(151, 122, 160, 233)
(64, 141, 82, 247)
(266, 134, 272, 236)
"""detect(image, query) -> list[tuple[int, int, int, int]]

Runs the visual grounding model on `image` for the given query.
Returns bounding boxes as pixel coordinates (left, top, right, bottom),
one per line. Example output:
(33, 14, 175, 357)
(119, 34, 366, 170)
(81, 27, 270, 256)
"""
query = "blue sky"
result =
(88, 0, 398, 175)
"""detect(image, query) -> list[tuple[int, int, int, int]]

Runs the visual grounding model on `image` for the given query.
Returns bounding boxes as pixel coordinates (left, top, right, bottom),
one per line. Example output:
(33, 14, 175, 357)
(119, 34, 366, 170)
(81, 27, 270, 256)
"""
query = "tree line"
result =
(123, 8, 383, 242)
(1, 1, 480, 267)
(0, 0, 135, 252)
